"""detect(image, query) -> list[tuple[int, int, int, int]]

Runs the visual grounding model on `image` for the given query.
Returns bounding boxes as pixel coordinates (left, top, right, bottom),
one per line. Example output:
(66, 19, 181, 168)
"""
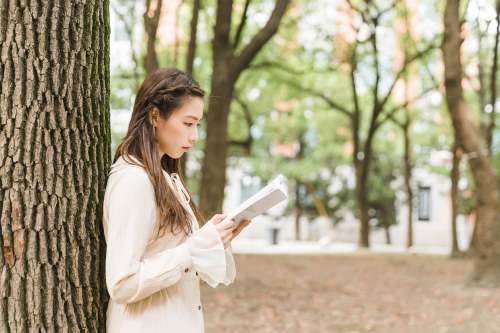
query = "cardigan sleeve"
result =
(190, 225, 237, 288)
(223, 246, 237, 285)
(105, 169, 230, 304)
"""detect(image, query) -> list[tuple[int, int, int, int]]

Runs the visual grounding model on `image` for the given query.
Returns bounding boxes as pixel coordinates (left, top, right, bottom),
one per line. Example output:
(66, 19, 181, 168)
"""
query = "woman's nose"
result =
(189, 129, 198, 143)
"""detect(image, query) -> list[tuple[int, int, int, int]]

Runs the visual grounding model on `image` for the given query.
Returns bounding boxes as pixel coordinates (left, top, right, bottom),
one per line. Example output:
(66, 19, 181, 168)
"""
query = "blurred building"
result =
(225, 149, 473, 252)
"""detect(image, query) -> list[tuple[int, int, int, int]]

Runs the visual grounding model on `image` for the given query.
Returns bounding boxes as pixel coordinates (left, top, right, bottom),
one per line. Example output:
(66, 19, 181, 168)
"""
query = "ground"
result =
(201, 253, 500, 333)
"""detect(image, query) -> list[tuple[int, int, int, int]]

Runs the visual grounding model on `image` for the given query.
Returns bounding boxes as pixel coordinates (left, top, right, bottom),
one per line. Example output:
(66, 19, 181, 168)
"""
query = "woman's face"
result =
(153, 97, 203, 159)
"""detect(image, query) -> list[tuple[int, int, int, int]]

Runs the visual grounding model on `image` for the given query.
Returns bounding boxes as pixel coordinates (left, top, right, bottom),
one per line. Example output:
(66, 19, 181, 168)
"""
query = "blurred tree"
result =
(144, 0, 163, 73)
(0, 0, 110, 330)
(451, 0, 499, 255)
(450, 133, 464, 256)
(199, 0, 291, 218)
(368, 152, 399, 245)
(181, 0, 203, 177)
(112, 0, 142, 89)
(342, 0, 437, 248)
(472, 0, 499, 153)
(279, 0, 437, 247)
(443, 0, 500, 285)
(186, 0, 202, 76)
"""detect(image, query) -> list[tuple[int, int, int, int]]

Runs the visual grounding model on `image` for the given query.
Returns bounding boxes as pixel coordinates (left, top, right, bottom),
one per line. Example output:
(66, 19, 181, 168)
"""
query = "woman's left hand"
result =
(230, 219, 251, 241)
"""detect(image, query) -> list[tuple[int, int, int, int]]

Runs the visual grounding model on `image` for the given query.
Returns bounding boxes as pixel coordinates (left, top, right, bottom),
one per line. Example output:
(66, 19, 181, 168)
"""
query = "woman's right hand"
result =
(209, 214, 235, 249)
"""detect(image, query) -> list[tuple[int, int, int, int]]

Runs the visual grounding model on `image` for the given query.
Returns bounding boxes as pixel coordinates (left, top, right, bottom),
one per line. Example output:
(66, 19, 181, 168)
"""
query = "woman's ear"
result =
(150, 108, 159, 127)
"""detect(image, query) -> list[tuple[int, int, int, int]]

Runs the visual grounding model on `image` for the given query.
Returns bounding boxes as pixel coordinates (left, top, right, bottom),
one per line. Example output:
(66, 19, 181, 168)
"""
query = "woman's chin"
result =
(162, 151, 183, 159)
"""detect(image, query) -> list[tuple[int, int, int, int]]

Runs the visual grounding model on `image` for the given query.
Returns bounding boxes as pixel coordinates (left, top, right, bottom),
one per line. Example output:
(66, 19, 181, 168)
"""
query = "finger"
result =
(233, 223, 245, 234)
(235, 219, 250, 233)
(222, 229, 233, 240)
(211, 214, 226, 223)
(220, 219, 236, 230)
(223, 233, 232, 245)
(216, 214, 226, 220)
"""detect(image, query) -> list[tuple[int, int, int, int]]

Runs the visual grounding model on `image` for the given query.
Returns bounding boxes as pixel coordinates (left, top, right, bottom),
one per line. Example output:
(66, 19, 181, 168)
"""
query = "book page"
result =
(223, 175, 288, 226)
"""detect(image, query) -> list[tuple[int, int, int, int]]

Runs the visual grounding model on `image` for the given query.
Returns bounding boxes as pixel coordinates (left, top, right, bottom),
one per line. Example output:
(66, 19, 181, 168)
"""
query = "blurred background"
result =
(109, 0, 500, 331)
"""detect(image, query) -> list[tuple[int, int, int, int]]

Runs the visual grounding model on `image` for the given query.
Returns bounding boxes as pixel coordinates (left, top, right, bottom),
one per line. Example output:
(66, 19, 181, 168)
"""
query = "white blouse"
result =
(102, 156, 236, 332)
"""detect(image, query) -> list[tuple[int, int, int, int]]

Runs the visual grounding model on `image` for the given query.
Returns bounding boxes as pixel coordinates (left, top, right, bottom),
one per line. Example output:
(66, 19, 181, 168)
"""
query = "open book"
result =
(223, 174, 288, 227)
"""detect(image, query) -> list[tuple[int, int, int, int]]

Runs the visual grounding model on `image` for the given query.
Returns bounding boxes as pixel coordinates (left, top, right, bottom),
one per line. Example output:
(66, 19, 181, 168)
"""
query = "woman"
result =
(103, 68, 251, 332)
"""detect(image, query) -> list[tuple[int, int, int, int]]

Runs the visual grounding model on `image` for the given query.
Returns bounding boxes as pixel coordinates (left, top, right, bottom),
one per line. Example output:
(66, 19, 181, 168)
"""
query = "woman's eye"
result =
(196, 123, 201, 128)
(184, 123, 194, 127)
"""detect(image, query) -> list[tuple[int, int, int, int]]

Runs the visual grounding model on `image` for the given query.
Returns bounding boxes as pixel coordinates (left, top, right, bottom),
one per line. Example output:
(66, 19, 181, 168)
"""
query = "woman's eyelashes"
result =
(184, 122, 201, 128)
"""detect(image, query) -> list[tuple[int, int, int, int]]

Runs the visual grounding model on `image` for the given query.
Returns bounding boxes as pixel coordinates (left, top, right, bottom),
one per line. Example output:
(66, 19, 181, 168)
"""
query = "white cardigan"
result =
(103, 156, 236, 332)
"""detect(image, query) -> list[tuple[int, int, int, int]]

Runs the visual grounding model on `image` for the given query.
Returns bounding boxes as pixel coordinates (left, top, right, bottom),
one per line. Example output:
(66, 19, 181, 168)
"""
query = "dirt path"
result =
(201, 253, 500, 333)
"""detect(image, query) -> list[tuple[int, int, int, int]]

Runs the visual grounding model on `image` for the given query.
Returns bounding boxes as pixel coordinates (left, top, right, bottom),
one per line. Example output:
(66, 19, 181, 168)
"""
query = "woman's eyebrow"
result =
(185, 115, 202, 121)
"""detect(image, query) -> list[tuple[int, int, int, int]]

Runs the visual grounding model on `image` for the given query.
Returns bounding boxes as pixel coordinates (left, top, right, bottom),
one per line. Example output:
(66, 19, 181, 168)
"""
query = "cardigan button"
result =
(195, 272, 198, 276)
(198, 305, 202, 310)
(184, 268, 189, 273)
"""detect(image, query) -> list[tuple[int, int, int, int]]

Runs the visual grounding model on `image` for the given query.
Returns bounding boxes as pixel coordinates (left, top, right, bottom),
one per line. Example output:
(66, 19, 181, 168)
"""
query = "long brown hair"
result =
(114, 68, 206, 238)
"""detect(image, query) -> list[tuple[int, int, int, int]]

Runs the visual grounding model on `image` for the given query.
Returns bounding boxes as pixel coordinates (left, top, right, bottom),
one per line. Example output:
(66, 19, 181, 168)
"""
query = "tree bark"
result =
(0, 1, 110, 331)
(199, 0, 290, 218)
(443, 0, 500, 286)
(450, 135, 463, 257)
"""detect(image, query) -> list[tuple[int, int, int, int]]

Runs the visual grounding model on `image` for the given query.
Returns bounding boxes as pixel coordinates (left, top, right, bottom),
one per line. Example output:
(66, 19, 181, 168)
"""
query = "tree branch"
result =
(285, 78, 353, 117)
(378, 42, 438, 110)
(349, 42, 361, 116)
(231, 0, 291, 77)
(228, 96, 253, 154)
(249, 60, 335, 76)
(233, 0, 252, 50)
(375, 85, 438, 130)
(235, 94, 253, 130)
(111, 2, 141, 88)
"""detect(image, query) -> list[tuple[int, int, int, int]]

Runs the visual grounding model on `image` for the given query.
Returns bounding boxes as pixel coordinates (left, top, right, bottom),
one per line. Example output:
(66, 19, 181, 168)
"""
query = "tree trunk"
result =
(467, 209, 478, 255)
(199, 74, 234, 217)
(0, 1, 110, 331)
(487, 1, 499, 152)
(443, 0, 500, 286)
(355, 159, 371, 248)
(305, 182, 328, 217)
(199, 0, 290, 218)
(186, 0, 201, 76)
(384, 224, 392, 245)
(181, 0, 202, 178)
(355, 122, 377, 248)
(450, 135, 462, 257)
(173, 1, 183, 66)
(144, 0, 163, 74)
(403, 121, 414, 249)
(294, 181, 302, 241)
